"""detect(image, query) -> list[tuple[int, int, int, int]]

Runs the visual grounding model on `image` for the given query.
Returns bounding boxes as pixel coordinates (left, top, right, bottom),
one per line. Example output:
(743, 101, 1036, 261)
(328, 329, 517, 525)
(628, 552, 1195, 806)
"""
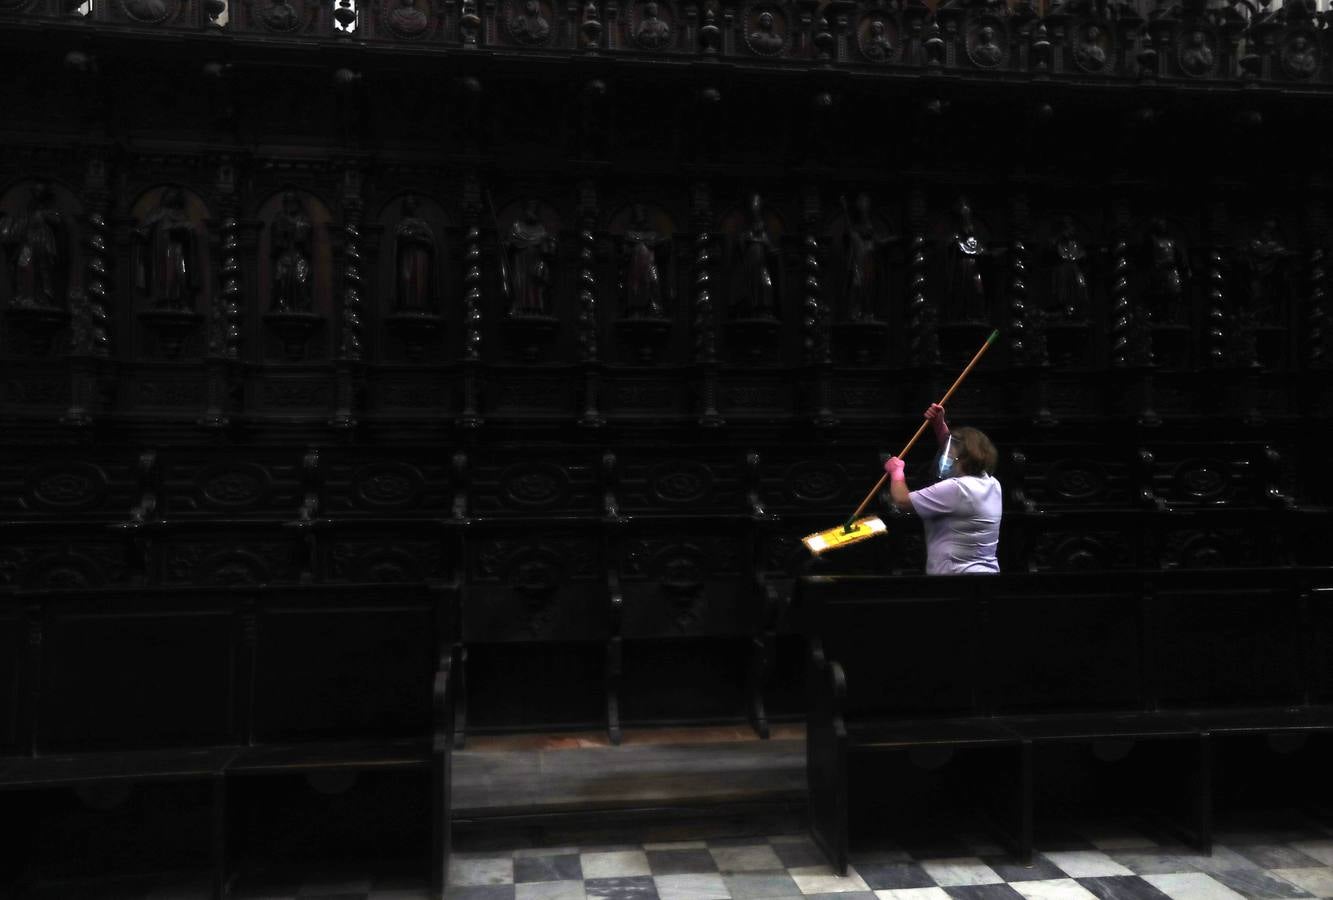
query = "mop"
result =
(802, 329, 999, 555)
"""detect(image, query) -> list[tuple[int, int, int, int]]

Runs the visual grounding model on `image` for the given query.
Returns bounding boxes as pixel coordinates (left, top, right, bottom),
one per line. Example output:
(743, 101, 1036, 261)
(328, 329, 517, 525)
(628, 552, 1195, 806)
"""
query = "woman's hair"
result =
(951, 426, 997, 476)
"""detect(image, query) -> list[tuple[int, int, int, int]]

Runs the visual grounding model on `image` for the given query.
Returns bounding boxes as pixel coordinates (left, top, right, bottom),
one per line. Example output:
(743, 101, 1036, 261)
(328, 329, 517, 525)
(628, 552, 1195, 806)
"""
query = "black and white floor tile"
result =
(36, 814, 1333, 899)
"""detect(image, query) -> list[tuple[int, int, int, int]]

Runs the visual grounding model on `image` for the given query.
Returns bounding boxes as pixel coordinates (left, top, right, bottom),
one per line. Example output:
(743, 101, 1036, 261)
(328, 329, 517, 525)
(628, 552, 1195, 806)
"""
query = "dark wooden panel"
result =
(253, 597, 435, 741)
(809, 577, 984, 718)
(0, 603, 22, 752)
(38, 600, 235, 752)
(1152, 584, 1304, 708)
(986, 583, 1143, 713)
(464, 643, 605, 730)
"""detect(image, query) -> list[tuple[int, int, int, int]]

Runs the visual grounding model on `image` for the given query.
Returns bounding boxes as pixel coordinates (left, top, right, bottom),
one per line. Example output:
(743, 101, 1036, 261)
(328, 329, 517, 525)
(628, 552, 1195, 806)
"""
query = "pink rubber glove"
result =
(923, 403, 949, 441)
(883, 457, 906, 483)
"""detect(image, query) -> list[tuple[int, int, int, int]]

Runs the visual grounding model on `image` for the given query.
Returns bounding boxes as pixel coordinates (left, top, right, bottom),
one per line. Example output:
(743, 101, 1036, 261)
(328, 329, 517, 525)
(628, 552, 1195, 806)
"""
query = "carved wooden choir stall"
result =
(2, 0, 1333, 893)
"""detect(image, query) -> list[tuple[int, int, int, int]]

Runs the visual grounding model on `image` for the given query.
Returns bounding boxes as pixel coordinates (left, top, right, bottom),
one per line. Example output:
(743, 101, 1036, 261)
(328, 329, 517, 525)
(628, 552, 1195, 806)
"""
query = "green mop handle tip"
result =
(986, 328, 999, 344)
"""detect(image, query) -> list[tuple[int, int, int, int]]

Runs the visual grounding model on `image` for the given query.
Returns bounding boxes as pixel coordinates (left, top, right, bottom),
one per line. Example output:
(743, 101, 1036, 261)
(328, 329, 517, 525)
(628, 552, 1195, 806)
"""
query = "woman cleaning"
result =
(883, 403, 1002, 574)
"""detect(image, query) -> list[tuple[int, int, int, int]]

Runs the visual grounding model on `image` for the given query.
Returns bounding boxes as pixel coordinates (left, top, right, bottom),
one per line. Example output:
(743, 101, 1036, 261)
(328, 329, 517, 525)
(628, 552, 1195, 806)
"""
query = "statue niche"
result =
(499, 199, 560, 361)
(261, 189, 328, 362)
(724, 193, 784, 362)
(383, 194, 446, 362)
(0, 181, 66, 311)
(838, 194, 897, 323)
(943, 197, 1000, 324)
(134, 186, 199, 311)
(1234, 218, 1292, 368)
(1143, 217, 1190, 325)
(271, 190, 314, 313)
(1047, 216, 1090, 321)
(0, 180, 72, 355)
(832, 193, 899, 365)
(731, 194, 782, 320)
(502, 199, 558, 318)
(612, 203, 675, 363)
(133, 185, 207, 360)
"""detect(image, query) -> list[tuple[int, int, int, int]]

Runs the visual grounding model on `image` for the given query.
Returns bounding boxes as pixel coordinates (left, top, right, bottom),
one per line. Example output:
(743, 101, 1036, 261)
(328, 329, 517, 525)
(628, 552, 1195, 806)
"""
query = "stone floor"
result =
(15, 726, 1333, 899)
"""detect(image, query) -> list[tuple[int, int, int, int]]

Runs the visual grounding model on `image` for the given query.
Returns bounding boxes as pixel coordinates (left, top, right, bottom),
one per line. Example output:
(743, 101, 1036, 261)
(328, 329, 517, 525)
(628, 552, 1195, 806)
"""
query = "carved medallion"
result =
(743, 6, 787, 56)
(198, 464, 269, 509)
(652, 544, 707, 630)
(786, 462, 845, 504)
(1171, 531, 1229, 568)
(257, 0, 303, 32)
(1174, 460, 1228, 501)
(383, 0, 432, 37)
(356, 548, 421, 582)
(197, 550, 270, 585)
(649, 461, 713, 504)
(1282, 32, 1320, 80)
(1047, 459, 1107, 502)
(28, 463, 106, 510)
(505, 0, 554, 45)
(630, 0, 673, 49)
(354, 462, 423, 508)
(1176, 28, 1217, 78)
(856, 16, 896, 62)
(120, 0, 171, 22)
(27, 554, 100, 589)
(966, 20, 1006, 69)
(501, 463, 567, 508)
(1070, 22, 1110, 73)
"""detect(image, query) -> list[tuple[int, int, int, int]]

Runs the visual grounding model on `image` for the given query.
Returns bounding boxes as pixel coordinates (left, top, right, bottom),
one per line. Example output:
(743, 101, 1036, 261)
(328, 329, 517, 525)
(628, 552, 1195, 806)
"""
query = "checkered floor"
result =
(431, 823, 1333, 900)
(31, 813, 1333, 898)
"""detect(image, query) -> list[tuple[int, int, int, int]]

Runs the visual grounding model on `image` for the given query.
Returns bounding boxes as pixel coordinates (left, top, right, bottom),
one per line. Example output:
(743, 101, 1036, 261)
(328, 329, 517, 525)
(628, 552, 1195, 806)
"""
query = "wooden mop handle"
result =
(844, 329, 1000, 527)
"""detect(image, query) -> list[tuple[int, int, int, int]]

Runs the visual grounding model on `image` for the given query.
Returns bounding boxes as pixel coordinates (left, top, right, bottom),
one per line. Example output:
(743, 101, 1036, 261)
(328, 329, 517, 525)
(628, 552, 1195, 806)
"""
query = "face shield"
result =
(932, 434, 963, 481)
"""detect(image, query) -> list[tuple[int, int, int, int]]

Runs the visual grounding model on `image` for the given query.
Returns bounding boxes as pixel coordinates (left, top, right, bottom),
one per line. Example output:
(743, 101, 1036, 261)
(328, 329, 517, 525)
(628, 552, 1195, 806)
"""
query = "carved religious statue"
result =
(945, 198, 991, 322)
(1145, 218, 1189, 322)
(748, 11, 784, 54)
(394, 194, 437, 312)
(619, 203, 673, 318)
(1179, 30, 1214, 76)
(0, 181, 64, 309)
(1048, 216, 1089, 320)
(510, 0, 550, 43)
(389, 0, 429, 35)
(504, 200, 557, 316)
(262, 0, 299, 28)
(1241, 218, 1290, 317)
(271, 190, 313, 312)
(863, 19, 893, 61)
(734, 194, 781, 319)
(840, 193, 895, 322)
(635, 1, 671, 48)
(134, 186, 198, 311)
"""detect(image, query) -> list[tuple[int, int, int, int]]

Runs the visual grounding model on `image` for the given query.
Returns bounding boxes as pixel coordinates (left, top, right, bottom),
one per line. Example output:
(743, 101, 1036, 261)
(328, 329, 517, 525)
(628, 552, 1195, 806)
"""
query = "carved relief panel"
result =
(741, 4, 789, 57)
(623, 0, 677, 50)
(237, 0, 327, 34)
(104, 0, 195, 26)
(855, 10, 899, 63)
(372, 0, 441, 38)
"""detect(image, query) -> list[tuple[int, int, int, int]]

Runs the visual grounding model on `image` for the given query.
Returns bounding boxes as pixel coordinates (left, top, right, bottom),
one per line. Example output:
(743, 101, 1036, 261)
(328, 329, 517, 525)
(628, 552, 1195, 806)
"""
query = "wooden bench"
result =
(0, 582, 455, 899)
(800, 569, 1333, 874)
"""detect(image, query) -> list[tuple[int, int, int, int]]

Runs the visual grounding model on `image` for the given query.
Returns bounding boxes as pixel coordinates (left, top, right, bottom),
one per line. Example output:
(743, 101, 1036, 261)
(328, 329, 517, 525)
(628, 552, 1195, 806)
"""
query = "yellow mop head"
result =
(802, 516, 887, 555)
